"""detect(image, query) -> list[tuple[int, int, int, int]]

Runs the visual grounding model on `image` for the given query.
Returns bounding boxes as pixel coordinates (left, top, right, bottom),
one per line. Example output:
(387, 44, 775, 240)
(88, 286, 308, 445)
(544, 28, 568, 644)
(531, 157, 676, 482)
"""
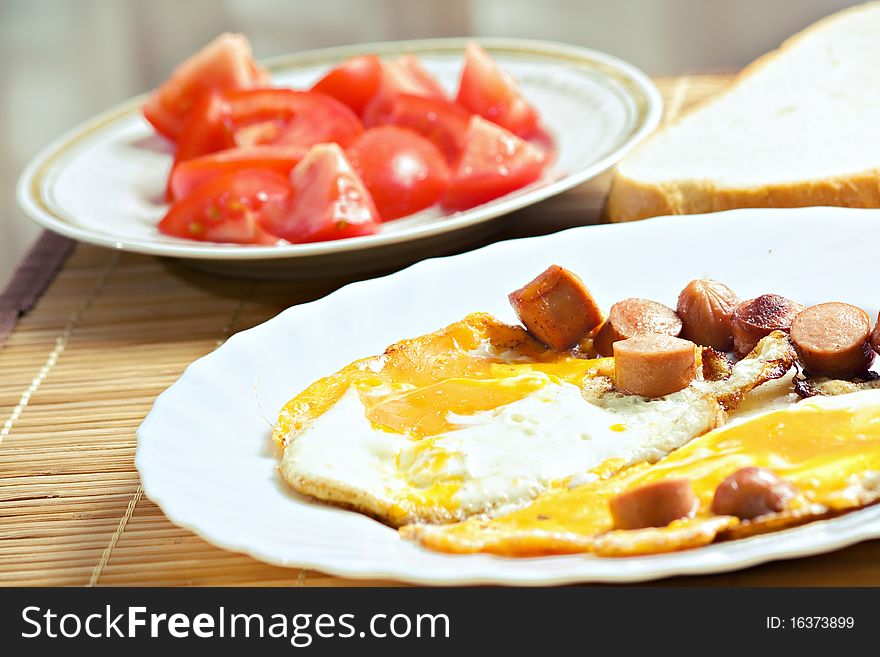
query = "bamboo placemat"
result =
(4, 73, 879, 587)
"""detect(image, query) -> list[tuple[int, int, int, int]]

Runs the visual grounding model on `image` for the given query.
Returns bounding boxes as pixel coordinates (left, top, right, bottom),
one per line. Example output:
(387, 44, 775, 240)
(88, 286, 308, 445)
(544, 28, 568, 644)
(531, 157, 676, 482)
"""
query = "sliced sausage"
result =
(613, 335, 697, 397)
(676, 279, 738, 350)
(609, 479, 699, 530)
(593, 298, 682, 357)
(790, 303, 875, 377)
(711, 467, 796, 520)
(508, 265, 604, 351)
(731, 294, 804, 357)
(871, 311, 880, 356)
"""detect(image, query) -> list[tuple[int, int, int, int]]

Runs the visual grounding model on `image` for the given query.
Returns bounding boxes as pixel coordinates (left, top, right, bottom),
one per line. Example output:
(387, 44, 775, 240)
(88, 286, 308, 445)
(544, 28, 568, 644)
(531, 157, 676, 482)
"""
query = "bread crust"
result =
(606, 2, 880, 222)
(607, 172, 880, 223)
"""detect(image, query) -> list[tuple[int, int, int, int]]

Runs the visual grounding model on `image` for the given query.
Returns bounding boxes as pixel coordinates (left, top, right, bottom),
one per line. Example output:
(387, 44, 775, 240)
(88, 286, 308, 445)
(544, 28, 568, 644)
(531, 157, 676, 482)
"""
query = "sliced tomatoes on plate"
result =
(21, 36, 663, 274)
(144, 35, 560, 247)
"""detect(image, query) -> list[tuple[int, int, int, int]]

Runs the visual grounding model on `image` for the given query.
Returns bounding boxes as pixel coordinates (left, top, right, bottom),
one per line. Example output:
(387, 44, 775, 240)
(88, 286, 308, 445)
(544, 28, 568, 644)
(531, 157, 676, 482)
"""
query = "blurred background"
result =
(0, 0, 858, 286)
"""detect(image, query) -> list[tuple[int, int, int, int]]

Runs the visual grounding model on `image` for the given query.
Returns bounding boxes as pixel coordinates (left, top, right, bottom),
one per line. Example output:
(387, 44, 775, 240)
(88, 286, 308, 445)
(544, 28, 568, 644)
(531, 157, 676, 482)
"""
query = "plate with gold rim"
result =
(17, 37, 661, 278)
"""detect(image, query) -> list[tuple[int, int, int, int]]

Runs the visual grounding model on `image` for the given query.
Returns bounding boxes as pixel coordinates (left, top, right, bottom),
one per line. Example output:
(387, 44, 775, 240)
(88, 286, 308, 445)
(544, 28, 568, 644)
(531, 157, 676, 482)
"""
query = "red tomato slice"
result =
(223, 88, 364, 149)
(347, 126, 450, 220)
(455, 42, 540, 138)
(173, 93, 235, 162)
(142, 33, 268, 141)
(381, 55, 447, 101)
(262, 143, 380, 243)
(311, 55, 383, 116)
(168, 146, 305, 201)
(442, 116, 546, 211)
(166, 93, 236, 201)
(158, 169, 288, 244)
(361, 55, 449, 132)
(363, 94, 471, 165)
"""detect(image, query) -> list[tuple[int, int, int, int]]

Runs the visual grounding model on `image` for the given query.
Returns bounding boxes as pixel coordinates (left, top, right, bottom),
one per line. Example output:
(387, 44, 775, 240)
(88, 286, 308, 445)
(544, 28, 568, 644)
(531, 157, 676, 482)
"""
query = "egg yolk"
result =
(273, 312, 612, 444)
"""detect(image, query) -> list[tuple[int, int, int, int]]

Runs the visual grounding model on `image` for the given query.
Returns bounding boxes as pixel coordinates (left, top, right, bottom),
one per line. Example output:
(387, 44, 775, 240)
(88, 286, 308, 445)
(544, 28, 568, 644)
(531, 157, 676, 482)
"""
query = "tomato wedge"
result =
(158, 169, 288, 244)
(311, 55, 383, 116)
(173, 93, 235, 162)
(166, 93, 236, 200)
(223, 88, 364, 149)
(455, 42, 539, 138)
(347, 127, 450, 220)
(262, 143, 380, 243)
(363, 93, 471, 165)
(442, 116, 546, 211)
(168, 145, 305, 201)
(380, 55, 447, 101)
(361, 55, 449, 131)
(142, 33, 268, 141)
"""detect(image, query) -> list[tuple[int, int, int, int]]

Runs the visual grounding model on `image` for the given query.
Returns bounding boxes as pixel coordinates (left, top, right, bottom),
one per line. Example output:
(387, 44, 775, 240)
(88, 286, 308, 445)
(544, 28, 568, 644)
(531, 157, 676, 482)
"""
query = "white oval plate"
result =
(137, 207, 880, 585)
(17, 38, 660, 277)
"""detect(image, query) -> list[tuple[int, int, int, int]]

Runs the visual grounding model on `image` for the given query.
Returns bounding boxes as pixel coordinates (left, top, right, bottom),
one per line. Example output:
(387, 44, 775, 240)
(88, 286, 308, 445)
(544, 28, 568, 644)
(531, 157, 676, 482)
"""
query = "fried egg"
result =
(404, 389, 880, 557)
(275, 313, 795, 526)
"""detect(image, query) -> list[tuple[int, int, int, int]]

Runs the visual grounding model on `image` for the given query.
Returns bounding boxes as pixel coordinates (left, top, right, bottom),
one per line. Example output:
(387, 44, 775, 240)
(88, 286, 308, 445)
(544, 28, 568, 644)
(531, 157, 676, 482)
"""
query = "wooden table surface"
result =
(3, 73, 879, 587)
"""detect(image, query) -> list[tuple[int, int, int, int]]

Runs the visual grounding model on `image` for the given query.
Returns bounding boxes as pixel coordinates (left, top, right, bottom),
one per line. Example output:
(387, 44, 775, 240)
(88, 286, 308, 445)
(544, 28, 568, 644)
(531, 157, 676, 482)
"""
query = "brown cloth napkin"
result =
(0, 231, 74, 349)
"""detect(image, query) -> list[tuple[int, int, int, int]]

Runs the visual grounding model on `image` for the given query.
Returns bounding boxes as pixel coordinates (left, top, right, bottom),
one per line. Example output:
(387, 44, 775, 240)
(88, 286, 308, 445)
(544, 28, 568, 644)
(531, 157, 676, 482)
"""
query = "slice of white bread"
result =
(607, 2, 880, 222)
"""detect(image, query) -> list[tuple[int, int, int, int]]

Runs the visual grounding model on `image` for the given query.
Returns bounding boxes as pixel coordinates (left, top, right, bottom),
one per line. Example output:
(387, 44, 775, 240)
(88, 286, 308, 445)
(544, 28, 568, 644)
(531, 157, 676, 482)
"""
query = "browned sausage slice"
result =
(676, 279, 738, 351)
(790, 303, 875, 377)
(613, 335, 697, 397)
(871, 311, 880, 356)
(508, 265, 604, 351)
(609, 479, 699, 530)
(593, 298, 682, 357)
(710, 467, 796, 520)
(731, 294, 804, 357)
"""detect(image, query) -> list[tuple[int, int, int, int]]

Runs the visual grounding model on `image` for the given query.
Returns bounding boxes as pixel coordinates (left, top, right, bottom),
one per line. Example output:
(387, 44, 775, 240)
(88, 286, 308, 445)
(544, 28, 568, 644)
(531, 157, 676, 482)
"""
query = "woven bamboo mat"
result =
(4, 73, 880, 587)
